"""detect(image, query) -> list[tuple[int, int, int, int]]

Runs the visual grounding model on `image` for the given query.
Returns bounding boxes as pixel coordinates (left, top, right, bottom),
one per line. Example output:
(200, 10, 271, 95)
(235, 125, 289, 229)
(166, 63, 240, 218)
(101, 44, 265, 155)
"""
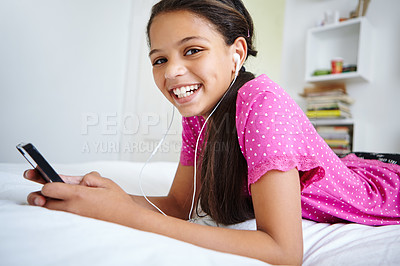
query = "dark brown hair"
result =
(147, 0, 258, 225)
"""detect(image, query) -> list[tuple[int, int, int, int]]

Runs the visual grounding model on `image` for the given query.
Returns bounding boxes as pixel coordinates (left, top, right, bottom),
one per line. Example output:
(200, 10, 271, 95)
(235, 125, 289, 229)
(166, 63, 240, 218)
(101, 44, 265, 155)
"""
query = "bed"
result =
(1, 161, 399, 265)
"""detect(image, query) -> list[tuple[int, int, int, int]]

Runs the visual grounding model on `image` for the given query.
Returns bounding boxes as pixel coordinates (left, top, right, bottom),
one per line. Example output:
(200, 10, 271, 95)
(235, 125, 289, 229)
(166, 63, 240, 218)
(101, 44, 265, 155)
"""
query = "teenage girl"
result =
(24, 0, 400, 265)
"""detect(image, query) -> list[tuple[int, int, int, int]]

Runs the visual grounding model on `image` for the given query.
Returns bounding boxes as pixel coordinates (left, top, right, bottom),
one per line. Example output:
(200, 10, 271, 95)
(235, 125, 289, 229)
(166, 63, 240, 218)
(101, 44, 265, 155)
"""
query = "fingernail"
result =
(34, 198, 41, 206)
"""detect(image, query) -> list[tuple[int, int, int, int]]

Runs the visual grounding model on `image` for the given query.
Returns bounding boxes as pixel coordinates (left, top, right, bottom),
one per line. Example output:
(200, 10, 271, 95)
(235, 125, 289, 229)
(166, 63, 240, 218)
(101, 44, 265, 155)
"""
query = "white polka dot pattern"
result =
(180, 116, 205, 166)
(180, 74, 400, 225)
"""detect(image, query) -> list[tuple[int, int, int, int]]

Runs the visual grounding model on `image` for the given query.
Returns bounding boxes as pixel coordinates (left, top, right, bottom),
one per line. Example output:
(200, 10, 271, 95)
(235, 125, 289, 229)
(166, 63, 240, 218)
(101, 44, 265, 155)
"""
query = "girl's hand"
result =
(24, 169, 83, 207)
(38, 172, 137, 224)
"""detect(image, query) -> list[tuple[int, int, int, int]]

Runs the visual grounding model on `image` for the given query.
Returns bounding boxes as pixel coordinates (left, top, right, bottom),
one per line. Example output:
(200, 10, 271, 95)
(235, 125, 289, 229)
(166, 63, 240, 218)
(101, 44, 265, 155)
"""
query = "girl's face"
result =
(149, 11, 235, 117)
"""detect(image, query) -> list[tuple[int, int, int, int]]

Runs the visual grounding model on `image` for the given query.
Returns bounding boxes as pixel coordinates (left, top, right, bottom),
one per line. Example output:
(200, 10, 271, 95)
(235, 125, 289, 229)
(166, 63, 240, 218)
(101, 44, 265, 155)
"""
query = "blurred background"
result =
(1, 0, 399, 163)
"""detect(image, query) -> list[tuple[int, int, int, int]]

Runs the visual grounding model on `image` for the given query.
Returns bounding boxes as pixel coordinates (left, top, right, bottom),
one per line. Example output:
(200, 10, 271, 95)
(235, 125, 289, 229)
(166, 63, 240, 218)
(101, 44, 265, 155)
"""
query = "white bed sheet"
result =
(0, 161, 399, 266)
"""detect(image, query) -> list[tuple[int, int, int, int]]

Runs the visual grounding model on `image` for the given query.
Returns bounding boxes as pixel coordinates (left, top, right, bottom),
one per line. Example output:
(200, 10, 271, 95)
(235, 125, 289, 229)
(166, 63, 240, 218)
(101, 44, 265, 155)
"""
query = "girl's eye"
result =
(185, 49, 201, 56)
(153, 58, 167, 66)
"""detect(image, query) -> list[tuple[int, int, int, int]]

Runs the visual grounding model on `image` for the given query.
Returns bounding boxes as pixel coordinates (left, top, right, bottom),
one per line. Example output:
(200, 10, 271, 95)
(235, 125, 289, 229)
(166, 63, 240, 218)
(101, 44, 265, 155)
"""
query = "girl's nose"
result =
(164, 59, 186, 79)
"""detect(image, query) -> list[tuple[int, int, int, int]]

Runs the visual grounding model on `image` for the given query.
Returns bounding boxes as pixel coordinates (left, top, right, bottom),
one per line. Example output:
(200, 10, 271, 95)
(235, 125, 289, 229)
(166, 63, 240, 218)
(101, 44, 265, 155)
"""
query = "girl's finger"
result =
(24, 169, 83, 185)
(79, 171, 110, 188)
(60, 174, 83, 185)
(44, 198, 69, 212)
(41, 182, 80, 201)
(23, 169, 46, 184)
(27, 191, 46, 206)
(41, 172, 110, 201)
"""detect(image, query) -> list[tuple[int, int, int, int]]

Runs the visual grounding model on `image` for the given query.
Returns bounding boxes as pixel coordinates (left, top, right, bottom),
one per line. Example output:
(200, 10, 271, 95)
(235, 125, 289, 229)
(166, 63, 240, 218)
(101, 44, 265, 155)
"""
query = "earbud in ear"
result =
(233, 53, 241, 78)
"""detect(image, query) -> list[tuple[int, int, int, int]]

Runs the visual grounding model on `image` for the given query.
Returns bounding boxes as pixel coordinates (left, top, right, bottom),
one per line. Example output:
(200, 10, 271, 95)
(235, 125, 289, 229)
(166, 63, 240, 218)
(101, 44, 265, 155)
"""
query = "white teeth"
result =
(172, 84, 200, 98)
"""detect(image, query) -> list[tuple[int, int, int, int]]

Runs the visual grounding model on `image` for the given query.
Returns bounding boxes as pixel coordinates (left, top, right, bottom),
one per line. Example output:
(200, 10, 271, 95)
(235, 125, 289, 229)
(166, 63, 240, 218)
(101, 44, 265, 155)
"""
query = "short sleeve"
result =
(180, 116, 206, 166)
(236, 76, 326, 192)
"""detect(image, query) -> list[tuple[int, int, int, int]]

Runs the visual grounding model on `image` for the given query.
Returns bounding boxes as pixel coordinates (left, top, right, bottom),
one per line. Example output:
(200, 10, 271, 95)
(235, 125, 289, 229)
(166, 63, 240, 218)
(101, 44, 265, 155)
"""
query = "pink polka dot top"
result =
(180, 74, 400, 225)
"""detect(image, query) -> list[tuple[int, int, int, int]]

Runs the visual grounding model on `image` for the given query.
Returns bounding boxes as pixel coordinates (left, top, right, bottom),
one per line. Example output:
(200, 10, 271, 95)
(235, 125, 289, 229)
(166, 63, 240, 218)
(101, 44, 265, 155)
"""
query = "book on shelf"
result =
(315, 124, 352, 156)
(300, 83, 347, 97)
(305, 92, 355, 105)
(318, 132, 350, 142)
(315, 125, 350, 132)
(301, 83, 354, 156)
(317, 126, 351, 139)
(300, 82, 354, 120)
(324, 139, 350, 146)
(307, 101, 351, 113)
(306, 109, 351, 119)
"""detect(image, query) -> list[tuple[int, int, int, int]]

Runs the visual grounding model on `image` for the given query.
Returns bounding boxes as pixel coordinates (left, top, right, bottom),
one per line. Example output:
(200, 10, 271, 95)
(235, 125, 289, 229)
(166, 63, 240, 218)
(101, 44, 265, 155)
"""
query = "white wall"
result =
(1, 0, 286, 164)
(243, 0, 286, 82)
(281, 0, 400, 153)
(3, 0, 398, 165)
(0, 0, 131, 163)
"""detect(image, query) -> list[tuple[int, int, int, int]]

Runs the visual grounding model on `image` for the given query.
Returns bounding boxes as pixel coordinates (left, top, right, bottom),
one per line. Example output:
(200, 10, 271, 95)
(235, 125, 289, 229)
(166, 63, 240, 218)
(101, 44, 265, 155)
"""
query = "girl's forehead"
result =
(149, 10, 223, 45)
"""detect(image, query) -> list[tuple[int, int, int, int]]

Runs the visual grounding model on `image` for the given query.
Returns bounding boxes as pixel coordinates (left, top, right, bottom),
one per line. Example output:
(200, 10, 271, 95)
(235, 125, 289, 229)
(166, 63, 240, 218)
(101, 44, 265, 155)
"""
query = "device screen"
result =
(16, 143, 64, 183)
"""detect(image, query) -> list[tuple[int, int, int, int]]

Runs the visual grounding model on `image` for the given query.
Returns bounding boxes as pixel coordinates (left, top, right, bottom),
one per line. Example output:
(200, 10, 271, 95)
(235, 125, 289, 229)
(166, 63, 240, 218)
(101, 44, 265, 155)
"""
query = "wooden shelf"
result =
(309, 118, 354, 126)
(306, 72, 366, 83)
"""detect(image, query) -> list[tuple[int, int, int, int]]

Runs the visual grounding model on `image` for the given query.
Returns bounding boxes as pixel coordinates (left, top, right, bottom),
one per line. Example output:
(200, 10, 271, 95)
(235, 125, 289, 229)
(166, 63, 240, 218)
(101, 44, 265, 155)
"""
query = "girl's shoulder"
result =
(237, 74, 286, 105)
(236, 74, 291, 114)
(238, 74, 279, 94)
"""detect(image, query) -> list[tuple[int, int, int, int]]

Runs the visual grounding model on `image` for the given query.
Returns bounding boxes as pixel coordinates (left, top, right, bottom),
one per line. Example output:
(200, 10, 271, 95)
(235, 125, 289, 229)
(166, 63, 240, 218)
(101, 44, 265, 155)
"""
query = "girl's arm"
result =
(129, 168, 303, 265)
(25, 163, 196, 220)
(38, 168, 303, 265)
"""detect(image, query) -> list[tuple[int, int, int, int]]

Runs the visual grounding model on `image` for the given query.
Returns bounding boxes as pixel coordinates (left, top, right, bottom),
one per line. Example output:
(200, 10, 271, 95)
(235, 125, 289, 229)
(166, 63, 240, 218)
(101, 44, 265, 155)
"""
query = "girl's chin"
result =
(171, 95, 203, 117)
(173, 101, 217, 118)
(177, 108, 202, 118)
(174, 104, 209, 118)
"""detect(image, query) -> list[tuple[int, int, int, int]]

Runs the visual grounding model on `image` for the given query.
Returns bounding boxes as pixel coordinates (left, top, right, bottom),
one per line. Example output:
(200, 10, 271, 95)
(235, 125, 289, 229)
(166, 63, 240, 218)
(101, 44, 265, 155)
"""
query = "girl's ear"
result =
(231, 37, 248, 74)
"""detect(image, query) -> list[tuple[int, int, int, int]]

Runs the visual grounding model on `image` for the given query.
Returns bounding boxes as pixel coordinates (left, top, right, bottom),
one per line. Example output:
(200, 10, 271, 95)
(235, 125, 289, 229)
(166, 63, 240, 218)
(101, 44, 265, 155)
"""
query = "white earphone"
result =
(233, 53, 241, 78)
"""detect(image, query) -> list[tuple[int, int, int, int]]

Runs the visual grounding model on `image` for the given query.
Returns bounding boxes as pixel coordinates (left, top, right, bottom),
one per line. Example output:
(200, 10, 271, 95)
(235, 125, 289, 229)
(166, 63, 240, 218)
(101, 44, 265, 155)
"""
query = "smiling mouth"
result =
(172, 84, 201, 99)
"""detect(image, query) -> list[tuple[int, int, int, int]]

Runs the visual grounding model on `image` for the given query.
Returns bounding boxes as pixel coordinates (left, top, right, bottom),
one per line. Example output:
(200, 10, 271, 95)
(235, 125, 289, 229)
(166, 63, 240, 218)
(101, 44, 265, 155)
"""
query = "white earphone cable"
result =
(188, 73, 238, 220)
(139, 106, 175, 216)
